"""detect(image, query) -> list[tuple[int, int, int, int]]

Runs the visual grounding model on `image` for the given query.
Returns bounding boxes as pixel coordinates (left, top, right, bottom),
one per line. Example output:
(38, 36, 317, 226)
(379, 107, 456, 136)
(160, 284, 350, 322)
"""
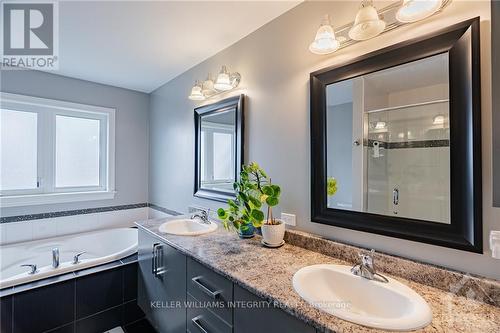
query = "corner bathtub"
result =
(0, 227, 138, 289)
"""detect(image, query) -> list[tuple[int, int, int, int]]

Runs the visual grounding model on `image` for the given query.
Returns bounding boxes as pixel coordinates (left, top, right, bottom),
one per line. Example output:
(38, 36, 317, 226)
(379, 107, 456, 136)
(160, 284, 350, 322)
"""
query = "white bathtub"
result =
(0, 227, 138, 289)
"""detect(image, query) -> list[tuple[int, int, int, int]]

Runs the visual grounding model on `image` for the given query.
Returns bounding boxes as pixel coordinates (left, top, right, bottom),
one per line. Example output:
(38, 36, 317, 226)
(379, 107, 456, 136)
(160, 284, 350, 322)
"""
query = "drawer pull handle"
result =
(192, 316, 209, 333)
(192, 276, 222, 299)
(152, 243, 167, 278)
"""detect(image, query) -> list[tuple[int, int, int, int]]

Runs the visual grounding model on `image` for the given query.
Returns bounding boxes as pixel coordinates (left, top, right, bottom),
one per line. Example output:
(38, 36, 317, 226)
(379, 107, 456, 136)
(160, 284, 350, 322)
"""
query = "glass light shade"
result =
(396, 0, 442, 23)
(214, 66, 233, 91)
(188, 81, 205, 101)
(309, 15, 340, 55)
(202, 74, 215, 96)
(433, 115, 445, 125)
(348, 4, 386, 41)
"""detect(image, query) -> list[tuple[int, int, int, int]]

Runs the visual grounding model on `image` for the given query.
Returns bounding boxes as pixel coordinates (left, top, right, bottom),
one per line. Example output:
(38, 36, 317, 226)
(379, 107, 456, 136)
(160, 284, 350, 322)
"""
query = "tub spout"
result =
(52, 248, 59, 268)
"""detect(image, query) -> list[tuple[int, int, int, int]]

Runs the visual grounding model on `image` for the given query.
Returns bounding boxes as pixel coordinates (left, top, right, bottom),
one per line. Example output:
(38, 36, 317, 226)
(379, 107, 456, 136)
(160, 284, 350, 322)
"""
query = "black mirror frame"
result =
(194, 94, 244, 202)
(310, 18, 482, 253)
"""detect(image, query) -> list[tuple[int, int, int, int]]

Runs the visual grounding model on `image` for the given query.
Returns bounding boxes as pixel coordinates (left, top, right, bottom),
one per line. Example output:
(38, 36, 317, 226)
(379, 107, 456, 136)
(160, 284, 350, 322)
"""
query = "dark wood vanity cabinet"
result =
(138, 229, 316, 333)
(138, 230, 187, 333)
(233, 285, 316, 333)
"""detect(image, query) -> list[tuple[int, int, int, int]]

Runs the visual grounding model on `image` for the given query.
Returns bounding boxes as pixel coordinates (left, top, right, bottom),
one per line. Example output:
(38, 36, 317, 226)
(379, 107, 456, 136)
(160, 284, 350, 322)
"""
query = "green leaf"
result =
(270, 185, 281, 197)
(262, 185, 274, 196)
(228, 200, 238, 209)
(248, 195, 262, 208)
(251, 209, 265, 222)
(233, 220, 240, 229)
(217, 208, 227, 219)
(266, 196, 279, 207)
(252, 220, 263, 228)
(238, 191, 248, 202)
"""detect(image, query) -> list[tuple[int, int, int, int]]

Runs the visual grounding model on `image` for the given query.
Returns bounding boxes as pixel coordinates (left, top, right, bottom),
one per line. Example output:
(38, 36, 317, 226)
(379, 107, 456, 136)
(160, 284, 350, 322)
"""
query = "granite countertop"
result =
(136, 216, 500, 333)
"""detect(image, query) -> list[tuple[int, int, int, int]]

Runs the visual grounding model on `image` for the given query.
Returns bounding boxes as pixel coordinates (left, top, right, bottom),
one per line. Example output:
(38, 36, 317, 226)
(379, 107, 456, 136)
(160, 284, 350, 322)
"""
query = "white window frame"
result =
(200, 121, 235, 186)
(0, 92, 116, 207)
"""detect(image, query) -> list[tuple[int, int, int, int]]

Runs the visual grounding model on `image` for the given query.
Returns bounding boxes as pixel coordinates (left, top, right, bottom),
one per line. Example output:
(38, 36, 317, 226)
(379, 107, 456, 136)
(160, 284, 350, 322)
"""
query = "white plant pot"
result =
(261, 220, 285, 245)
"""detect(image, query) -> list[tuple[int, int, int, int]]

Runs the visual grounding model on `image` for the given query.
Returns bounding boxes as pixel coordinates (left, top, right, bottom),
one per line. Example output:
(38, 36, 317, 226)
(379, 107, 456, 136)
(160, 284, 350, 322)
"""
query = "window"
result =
(0, 93, 115, 207)
(1, 109, 38, 191)
(200, 122, 235, 190)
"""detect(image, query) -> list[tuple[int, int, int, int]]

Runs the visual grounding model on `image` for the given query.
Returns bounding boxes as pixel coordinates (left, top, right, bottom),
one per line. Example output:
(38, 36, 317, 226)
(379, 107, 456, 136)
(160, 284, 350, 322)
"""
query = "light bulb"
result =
(188, 81, 205, 101)
(309, 15, 340, 55)
(396, 0, 442, 23)
(433, 115, 445, 125)
(202, 74, 215, 96)
(348, 1, 386, 41)
(214, 66, 233, 91)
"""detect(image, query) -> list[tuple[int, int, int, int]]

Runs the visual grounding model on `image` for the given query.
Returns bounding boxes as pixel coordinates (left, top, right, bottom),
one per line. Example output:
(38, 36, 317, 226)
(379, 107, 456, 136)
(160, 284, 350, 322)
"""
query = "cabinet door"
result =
(137, 229, 161, 327)
(155, 238, 187, 333)
(137, 229, 187, 333)
(234, 285, 316, 333)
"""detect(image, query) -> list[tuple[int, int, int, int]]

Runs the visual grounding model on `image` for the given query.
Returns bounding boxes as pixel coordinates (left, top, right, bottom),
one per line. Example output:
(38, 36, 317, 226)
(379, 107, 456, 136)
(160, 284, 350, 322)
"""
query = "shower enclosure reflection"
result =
(326, 53, 450, 224)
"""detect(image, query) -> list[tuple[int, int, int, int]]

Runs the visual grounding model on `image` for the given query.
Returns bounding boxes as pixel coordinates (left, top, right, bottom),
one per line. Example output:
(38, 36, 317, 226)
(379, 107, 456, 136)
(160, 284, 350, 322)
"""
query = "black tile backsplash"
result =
(0, 295, 12, 333)
(0, 262, 144, 333)
(123, 264, 138, 302)
(76, 267, 123, 319)
(13, 280, 74, 333)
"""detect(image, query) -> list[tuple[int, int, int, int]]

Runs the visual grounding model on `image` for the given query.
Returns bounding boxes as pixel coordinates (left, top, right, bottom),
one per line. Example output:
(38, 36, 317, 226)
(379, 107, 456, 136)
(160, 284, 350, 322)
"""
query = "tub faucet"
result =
(20, 264, 38, 275)
(351, 249, 388, 283)
(52, 248, 59, 268)
(191, 210, 210, 224)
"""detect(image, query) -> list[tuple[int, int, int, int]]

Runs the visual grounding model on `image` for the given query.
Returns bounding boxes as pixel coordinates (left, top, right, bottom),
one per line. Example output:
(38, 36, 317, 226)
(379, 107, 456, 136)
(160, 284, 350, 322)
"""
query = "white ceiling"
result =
(49, 1, 301, 92)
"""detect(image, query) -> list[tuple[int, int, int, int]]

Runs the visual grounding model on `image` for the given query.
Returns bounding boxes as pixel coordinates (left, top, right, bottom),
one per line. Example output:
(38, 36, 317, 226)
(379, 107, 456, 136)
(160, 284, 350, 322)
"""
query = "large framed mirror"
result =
(194, 95, 244, 202)
(310, 19, 482, 252)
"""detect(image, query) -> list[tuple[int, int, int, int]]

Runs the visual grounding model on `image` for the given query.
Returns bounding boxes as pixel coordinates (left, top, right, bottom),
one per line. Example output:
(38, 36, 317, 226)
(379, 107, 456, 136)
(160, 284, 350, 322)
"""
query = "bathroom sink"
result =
(292, 264, 432, 331)
(158, 218, 217, 236)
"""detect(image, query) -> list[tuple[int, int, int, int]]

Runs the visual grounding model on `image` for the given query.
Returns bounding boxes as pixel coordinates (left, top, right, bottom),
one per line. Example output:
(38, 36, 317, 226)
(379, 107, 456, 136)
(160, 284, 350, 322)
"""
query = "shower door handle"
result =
(393, 188, 399, 206)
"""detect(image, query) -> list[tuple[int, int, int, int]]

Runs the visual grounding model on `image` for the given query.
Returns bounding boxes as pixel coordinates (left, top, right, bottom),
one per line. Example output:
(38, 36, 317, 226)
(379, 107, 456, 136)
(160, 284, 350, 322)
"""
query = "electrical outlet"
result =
(281, 213, 296, 226)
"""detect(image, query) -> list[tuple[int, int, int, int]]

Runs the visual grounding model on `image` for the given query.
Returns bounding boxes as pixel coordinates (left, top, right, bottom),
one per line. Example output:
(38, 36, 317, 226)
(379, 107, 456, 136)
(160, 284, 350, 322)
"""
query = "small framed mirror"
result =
(194, 95, 244, 202)
(310, 19, 482, 252)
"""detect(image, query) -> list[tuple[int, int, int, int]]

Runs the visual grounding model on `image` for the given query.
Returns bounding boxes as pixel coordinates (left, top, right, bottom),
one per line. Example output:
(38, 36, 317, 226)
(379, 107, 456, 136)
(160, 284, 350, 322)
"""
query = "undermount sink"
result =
(292, 264, 432, 331)
(158, 218, 218, 236)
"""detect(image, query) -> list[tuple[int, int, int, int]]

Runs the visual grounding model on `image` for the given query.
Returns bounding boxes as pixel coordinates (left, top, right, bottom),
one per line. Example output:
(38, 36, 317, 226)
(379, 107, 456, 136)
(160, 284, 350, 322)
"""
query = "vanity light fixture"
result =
(375, 121, 387, 129)
(201, 74, 216, 97)
(348, 0, 386, 41)
(370, 121, 387, 130)
(188, 66, 241, 101)
(309, 14, 340, 55)
(396, 0, 443, 23)
(214, 65, 241, 91)
(433, 114, 445, 125)
(188, 81, 205, 101)
(309, 1, 451, 55)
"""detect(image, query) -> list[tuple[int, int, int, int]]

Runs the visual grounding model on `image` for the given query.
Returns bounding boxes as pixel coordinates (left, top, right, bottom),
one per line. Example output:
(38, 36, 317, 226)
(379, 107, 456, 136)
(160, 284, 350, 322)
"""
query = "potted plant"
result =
(217, 163, 284, 246)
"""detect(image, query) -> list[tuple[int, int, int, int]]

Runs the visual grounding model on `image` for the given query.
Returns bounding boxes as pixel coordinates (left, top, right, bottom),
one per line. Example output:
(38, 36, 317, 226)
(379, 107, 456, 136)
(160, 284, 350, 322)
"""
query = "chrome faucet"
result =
(73, 251, 86, 264)
(20, 264, 38, 275)
(191, 210, 210, 224)
(351, 249, 388, 283)
(52, 248, 59, 268)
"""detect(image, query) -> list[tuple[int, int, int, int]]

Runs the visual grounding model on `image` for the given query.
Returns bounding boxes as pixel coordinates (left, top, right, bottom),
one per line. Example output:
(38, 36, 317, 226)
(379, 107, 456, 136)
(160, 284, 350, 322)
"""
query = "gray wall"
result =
(149, 1, 500, 279)
(326, 103, 353, 209)
(493, 0, 500, 207)
(1, 69, 149, 216)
